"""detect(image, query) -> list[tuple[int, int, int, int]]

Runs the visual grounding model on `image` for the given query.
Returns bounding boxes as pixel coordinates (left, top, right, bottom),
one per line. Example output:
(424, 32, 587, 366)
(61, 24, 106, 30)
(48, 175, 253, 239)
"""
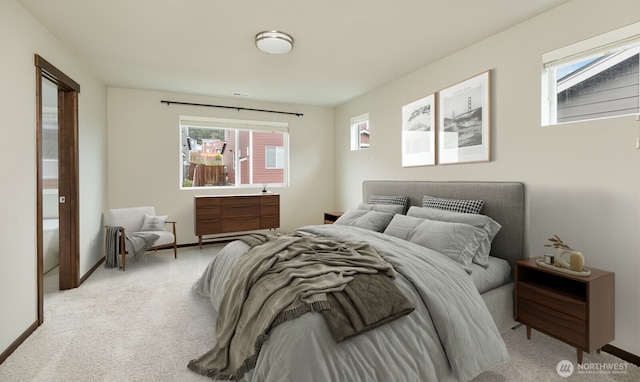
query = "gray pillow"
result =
(383, 214, 486, 273)
(422, 195, 483, 214)
(334, 209, 395, 232)
(407, 206, 501, 268)
(357, 203, 405, 215)
(369, 195, 410, 213)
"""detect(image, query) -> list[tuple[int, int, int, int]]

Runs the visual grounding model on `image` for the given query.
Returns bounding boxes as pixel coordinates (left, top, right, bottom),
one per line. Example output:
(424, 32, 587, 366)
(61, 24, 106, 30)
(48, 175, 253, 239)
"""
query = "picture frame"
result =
(402, 93, 436, 167)
(437, 70, 490, 164)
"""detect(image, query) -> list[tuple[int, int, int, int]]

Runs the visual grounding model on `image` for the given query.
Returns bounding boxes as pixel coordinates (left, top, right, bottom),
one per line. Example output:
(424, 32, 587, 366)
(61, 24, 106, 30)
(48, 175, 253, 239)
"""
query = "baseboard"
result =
(80, 256, 105, 285)
(177, 240, 234, 249)
(603, 344, 640, 366)
(177, 242, 202, 248)
(0, 320, 38, 364)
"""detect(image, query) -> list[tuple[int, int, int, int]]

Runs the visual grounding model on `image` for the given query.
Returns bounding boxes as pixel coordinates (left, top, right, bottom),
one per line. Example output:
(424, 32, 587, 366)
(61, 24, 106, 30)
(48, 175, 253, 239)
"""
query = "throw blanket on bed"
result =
(235, 232, 415, 343)
(104, 227, 158, 268)
(188, 233, 398, 380)
(322, 272, 414, 343)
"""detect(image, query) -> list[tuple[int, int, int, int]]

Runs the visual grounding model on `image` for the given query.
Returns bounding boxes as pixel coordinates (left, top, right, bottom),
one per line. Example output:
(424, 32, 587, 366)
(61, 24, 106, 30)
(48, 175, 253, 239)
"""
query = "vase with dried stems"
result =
(544, 235, 585, 272)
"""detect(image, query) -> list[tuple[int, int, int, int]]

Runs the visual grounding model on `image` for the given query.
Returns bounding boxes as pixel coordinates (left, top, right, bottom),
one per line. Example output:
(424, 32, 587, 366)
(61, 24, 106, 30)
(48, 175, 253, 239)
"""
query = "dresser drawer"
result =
(261, 195, 279, 205)
(518, 298, 586, 348)
(261, 215, 280, 229)
(196, 205, 221, 220)
(221, 197, 260, 207)
(222, 205, 260, 218)
(195, 198, 221, 208)
(195, 220, 221, 235)
(517, 282, 586, 320)
(222, 217, 260, 233)
(261, 204, 279, 216)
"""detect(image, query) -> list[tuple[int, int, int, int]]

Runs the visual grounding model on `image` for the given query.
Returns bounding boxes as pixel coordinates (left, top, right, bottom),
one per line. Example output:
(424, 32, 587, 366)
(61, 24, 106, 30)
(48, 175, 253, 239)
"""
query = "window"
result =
(350, 113, 370, 150)
(180, 116, 289, 188)
(542, 22, 640, 126)
(266, 146, 284, 169)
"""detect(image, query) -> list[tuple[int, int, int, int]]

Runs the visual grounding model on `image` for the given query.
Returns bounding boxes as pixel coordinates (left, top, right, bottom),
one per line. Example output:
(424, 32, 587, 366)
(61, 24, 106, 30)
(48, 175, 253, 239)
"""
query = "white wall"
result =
(0, 0, 108, 355)
(107, 88, 335, 243)
(334, 0, 640, 355)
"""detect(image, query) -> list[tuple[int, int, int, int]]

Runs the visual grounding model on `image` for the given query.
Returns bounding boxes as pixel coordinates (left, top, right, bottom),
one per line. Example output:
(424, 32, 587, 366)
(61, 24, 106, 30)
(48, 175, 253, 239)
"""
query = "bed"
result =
(190, 180, 526, 382)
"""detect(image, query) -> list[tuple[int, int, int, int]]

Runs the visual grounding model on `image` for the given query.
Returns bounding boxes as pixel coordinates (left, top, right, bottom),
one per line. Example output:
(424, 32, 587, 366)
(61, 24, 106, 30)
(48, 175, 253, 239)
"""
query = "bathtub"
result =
(42, 218, 59, 274)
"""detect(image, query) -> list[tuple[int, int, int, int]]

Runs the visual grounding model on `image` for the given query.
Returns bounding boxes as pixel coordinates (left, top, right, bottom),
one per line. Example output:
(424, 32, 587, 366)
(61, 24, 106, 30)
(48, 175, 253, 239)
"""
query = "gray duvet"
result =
(192, 224, 509, 382)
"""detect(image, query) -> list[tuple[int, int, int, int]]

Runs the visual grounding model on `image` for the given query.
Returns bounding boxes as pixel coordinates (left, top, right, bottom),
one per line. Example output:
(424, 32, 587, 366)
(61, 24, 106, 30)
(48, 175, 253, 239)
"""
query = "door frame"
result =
(35, 54, 80, 324)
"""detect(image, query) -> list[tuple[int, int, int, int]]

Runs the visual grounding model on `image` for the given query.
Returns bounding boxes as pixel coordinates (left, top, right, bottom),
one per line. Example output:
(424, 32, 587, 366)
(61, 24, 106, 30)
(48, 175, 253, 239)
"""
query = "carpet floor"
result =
(0, 245, 637, 381)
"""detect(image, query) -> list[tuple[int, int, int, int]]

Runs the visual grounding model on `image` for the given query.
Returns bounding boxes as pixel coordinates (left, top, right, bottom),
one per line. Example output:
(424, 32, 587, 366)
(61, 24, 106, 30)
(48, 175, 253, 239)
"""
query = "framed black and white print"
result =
(402, 94, 435, 167)
(437, 70, 490, 164)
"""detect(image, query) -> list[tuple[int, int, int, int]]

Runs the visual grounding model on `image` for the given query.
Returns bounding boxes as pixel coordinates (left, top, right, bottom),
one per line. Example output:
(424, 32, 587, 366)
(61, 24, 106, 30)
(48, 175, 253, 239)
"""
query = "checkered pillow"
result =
(422, 195, 483, 214)
(369, 195, 410, 214)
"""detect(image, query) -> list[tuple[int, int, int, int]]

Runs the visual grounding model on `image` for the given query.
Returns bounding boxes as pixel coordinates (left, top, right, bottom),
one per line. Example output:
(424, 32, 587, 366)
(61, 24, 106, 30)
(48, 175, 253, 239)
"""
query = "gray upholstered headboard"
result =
(363, 181, 526, 269)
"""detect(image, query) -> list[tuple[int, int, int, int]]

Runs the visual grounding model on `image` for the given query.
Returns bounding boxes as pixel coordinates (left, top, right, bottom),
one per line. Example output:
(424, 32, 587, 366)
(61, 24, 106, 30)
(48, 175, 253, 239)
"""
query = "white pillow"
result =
(383, 214, 487, 273)
(407, 206, 501, 268)
(139, 214, 168, 232)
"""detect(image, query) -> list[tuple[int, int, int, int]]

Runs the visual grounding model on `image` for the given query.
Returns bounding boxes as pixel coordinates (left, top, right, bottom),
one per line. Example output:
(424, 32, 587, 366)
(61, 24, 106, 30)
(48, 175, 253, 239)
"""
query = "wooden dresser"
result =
(194, 193, 280, 247)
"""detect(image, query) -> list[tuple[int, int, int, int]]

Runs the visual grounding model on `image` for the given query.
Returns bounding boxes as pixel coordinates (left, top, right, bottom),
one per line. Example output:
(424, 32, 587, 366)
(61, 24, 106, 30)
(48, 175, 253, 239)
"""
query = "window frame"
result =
(179, 116, 289, 189)
(542, 21, 640, 126)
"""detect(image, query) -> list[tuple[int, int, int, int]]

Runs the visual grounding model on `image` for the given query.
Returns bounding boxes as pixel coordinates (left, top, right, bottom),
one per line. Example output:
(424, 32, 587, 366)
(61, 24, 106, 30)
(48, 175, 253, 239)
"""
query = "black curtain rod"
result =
(160, 100, 303, 117)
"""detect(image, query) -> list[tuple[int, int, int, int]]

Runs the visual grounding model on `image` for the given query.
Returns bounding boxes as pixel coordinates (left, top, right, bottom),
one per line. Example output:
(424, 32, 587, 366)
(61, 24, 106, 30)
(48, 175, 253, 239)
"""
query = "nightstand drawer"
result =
(518, 298, 586, 348)
(517, 282, 586, 320)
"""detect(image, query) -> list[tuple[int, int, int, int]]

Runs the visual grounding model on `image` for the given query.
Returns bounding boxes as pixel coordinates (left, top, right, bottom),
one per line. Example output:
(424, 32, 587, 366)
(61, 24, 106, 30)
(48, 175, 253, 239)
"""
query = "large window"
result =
(180, 116, 289, 189)
(542, 22, 640, 126)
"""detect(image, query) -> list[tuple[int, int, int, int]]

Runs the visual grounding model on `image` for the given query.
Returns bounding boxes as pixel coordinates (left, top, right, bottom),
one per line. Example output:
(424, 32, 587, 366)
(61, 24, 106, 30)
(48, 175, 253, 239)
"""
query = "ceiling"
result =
(18, 0, 568, 107)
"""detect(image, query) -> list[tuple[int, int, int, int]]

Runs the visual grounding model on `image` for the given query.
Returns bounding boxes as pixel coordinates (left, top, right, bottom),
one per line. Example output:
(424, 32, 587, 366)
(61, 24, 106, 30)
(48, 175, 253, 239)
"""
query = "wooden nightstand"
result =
(323, 211, 343, 224)
(514, 258, 614, 364)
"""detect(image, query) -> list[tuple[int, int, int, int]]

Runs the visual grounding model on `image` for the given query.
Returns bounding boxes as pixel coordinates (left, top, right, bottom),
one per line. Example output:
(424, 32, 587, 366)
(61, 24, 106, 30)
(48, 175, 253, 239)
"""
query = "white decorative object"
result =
(541, 234, 590, 276)
(536, 258, 591, 276)
(555, 249, 585, 272)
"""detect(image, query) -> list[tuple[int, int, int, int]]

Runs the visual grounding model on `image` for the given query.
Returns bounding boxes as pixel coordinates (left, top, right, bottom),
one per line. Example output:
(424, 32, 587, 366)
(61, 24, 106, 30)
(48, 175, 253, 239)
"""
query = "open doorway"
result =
(35, 54, 80, 324)
(41, 78, 60, 309)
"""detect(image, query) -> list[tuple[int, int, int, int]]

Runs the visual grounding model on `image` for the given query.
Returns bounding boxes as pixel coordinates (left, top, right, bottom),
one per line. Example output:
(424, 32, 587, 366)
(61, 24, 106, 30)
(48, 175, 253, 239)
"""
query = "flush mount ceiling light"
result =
(255, 30, 294, 54)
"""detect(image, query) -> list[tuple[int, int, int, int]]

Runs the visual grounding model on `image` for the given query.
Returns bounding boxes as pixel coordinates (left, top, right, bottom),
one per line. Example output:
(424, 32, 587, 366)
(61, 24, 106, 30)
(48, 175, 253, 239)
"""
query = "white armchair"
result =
(105, 206, 177, 271)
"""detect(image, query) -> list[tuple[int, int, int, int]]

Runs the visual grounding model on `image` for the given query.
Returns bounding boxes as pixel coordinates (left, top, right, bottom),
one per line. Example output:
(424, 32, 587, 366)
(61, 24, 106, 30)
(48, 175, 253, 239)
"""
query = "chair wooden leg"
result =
(171, 222, 177, 259)
(119, 227, 126, 271)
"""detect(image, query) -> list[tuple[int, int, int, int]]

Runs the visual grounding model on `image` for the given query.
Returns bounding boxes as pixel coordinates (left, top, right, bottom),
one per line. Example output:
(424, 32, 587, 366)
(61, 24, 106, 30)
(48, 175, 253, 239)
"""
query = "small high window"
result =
(542, 22, 640, 126)
(350, 113, 370, 150)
